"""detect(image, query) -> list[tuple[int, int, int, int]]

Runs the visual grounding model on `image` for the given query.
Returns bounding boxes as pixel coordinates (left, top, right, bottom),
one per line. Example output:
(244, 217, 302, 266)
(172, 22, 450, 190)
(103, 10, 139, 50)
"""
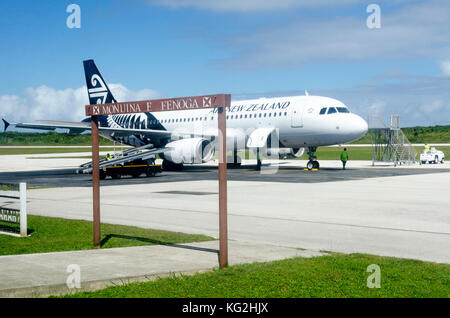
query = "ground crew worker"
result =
(340, 148, 348, 170)
(106, 153, 111, 161)
(255, 148, 262, 170)
(424, 144, 431, 151)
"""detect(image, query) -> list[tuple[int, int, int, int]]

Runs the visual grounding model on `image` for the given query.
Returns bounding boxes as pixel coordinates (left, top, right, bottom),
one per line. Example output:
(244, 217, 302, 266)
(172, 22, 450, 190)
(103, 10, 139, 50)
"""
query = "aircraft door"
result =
(291, 105, 303, 128)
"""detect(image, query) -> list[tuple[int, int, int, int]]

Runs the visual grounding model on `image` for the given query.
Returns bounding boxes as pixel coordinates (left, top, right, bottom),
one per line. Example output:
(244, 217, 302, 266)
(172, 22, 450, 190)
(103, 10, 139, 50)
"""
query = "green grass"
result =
(303, 147, 374, 161)
(0, 131, 114, 146)
(0, 147, 118, 155)
(2, 145, 449, 161)
(232, 146, 450, 161)
(0, 215, 213, 256)
(303, 146, 450, 161)
(66, 253, 450, 298)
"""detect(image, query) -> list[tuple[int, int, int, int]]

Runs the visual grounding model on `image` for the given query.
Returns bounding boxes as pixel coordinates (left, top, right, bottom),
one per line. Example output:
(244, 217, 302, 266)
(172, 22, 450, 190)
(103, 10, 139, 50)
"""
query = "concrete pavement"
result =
(1, 156, 449, 298)
(5, 170, 448, 265)
(0, 240, 323, 298)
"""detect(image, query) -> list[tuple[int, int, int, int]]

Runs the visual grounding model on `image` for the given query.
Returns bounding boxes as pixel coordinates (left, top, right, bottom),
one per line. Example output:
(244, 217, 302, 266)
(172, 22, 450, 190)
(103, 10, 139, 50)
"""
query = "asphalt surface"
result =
(0, 163, 449, 188)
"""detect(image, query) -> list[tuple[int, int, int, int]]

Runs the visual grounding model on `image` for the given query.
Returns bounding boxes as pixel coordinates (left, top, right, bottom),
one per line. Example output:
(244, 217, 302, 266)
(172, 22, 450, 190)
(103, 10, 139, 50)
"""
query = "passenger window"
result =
(320, 108, 327, 115)
(327, 107, 337, 114)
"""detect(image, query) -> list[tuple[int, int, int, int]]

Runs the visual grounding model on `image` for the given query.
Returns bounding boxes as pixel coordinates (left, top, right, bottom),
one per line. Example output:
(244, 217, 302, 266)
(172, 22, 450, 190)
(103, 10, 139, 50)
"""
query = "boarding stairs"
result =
(368, 115, 417, 166)
(77, 143, 165, 174)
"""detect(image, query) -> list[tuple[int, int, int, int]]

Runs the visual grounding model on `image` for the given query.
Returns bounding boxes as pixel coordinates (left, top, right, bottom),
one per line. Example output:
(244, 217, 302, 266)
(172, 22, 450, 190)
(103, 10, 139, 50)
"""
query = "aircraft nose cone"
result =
(341, 114, 368, 141)
(357, 116, 369, 137)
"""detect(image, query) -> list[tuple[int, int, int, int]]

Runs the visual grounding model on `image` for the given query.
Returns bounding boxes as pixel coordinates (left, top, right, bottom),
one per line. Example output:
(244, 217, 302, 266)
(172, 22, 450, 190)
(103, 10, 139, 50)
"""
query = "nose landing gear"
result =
(306, 147, 320, 170)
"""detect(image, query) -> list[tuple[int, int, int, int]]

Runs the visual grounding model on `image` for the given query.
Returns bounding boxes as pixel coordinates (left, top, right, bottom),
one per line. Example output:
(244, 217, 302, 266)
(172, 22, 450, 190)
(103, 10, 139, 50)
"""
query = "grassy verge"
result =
(0, 147, 120, 155)
(307, 146, 450, 161)
(2, 144, 450, 161)
(66, 253, 450, 298)
(231, 146, 450, 161)
(0, 215, 214, 256)
(0, 131, 114, 146)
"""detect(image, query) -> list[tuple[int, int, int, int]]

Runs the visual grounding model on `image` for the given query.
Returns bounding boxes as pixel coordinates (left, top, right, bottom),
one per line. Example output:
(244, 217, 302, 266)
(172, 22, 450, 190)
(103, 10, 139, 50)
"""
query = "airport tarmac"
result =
(1, 155, 450, 264)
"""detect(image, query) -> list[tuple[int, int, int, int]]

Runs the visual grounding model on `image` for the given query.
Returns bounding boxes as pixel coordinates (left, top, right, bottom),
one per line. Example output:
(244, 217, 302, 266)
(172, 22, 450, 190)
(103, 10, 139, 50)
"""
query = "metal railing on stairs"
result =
(368, 114, 417, 166)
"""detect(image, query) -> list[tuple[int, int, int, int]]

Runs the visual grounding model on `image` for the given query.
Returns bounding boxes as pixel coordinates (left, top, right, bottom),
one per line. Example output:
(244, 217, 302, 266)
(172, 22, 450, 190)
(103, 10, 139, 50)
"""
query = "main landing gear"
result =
(306, 147, 320, 170)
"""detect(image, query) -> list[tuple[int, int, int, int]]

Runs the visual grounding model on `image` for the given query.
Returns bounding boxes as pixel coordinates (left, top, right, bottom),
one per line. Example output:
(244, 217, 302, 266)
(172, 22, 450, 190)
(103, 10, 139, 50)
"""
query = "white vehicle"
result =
(420, 147, 445, 164)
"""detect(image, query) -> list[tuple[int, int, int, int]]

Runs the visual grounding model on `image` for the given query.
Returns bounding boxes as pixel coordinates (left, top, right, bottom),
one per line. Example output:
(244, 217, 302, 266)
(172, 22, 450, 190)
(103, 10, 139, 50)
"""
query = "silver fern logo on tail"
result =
(88, 74, 108, 104)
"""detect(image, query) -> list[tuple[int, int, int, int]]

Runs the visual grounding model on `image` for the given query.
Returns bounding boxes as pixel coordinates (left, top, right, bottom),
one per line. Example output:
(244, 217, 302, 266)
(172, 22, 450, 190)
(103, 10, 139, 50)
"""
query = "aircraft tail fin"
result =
(2, 119, 10, 132)
(83, 59, 117, 105)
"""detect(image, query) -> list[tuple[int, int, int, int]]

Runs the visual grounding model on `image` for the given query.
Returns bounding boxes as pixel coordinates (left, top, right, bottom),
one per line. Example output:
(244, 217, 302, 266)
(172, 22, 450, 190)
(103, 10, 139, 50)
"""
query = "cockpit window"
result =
(327, 107, 337, 114)
(319, 107, 327, 115)
(337, 107, 350, 113)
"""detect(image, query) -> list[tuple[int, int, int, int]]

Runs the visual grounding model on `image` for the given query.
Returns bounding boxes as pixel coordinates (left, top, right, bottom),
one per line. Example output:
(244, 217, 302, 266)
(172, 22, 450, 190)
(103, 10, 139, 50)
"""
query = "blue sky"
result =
(1, 0, 450, 127)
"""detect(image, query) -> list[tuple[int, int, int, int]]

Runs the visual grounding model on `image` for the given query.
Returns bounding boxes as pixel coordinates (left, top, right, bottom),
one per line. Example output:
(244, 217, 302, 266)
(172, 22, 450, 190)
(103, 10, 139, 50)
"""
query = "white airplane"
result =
(3, 60, 368, 170)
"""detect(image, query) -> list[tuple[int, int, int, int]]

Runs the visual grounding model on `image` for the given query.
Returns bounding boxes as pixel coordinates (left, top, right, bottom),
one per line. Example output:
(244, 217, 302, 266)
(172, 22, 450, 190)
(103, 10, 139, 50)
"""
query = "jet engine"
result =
(162, 138, 215, 164)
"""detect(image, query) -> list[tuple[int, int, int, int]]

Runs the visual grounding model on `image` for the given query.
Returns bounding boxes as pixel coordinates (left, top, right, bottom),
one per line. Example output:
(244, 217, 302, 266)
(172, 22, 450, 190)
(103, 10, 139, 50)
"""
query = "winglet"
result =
(2, 119, 10, 132)
(305, 90, 309, 96)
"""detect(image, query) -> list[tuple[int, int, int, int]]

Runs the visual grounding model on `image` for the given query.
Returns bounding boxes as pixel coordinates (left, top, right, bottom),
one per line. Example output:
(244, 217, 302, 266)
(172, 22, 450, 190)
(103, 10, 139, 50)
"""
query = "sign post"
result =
(91, 115, 101, 248)
(19, 182, 27, 237)
(86, 94, 231, 267)
(217, 106, 228, 268)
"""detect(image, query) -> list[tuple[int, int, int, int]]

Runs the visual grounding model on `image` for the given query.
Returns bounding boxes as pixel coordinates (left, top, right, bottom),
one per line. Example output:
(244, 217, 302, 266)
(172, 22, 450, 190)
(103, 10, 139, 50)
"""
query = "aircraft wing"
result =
(10, 120, 91, 134)
(4, 119, 214, 140)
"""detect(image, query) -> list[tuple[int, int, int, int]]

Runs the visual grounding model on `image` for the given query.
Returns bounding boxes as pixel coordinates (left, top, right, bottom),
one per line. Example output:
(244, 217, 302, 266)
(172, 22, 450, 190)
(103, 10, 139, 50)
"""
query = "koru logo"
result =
(203, 96, 211, 108)
(88, 74, 108, 104)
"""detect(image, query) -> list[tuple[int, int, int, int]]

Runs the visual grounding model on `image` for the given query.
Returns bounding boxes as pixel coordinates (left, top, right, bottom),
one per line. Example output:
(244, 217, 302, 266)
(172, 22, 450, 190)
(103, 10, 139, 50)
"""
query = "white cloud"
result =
(439, 60, 450, 76)
(0, 84, 162, 128)
(208, 0, 450, 70)
(234, 73, 450, 126)
(147, 0, 359, 12)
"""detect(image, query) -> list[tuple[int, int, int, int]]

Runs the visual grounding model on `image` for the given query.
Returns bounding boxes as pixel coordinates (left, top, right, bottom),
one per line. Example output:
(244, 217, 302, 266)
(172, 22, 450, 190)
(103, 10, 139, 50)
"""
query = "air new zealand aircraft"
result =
(4, 60, 368, 170)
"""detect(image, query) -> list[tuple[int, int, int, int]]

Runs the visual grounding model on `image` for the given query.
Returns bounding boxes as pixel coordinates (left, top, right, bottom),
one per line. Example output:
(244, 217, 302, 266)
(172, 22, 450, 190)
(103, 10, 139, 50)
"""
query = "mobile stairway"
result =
(368, 114, 417, 166)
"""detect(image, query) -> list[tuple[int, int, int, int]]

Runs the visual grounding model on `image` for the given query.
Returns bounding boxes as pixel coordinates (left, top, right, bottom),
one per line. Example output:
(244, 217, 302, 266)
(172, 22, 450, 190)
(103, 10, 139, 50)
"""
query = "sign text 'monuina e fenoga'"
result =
(85, 94, 231, 116)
